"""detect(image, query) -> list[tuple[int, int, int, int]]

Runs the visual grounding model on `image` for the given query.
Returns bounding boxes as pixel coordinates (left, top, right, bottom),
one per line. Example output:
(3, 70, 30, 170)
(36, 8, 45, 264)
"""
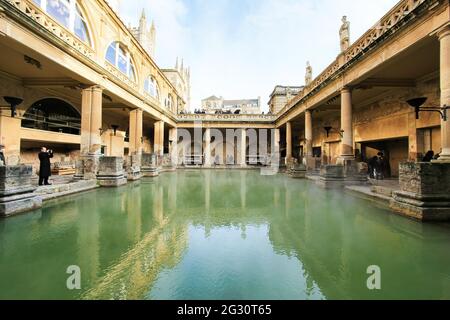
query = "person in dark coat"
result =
(0, 144, 5, 166)
(368, 156, 378, 179)
(38, 147, 53, 186)
(422, 150, 434, 162)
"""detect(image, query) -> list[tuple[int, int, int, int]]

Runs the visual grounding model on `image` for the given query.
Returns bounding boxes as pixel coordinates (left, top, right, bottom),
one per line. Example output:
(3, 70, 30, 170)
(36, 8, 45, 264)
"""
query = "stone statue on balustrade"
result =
(340, 16, 350, 52)
(305, 61, 312, 86)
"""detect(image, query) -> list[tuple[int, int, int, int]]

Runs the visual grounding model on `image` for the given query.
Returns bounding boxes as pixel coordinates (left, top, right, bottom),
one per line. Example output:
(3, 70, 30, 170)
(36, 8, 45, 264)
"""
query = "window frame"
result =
(33, 0, 92, 46)
(106, 42, 137, 82)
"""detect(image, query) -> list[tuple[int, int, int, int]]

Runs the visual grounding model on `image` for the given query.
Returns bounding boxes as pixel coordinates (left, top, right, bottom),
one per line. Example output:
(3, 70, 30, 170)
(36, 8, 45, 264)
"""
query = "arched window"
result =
(22, 98, 81, 135)
(106, 42, 137, 81)
(166, 94, 174, 112)
(144, 76, 159, 99)
(32, 0, 92, 45)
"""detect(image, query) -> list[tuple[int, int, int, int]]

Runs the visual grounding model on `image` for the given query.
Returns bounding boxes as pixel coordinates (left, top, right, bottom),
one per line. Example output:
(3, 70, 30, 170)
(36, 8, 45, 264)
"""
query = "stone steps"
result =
(35, 180, 98, 201)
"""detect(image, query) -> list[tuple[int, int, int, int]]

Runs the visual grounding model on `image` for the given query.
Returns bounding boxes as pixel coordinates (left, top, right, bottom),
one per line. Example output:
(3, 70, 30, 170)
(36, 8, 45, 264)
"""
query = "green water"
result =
(0, 170, 450, 300)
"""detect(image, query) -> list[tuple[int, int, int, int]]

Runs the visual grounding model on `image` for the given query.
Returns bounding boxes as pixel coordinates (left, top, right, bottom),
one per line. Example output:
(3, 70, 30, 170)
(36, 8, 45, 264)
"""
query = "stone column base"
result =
(288, 164, 307, 179)
(97, 157, 127, 187)
(141, 167, 159, 177)
(74, 155, 100, 180)
(127, 154, 142, 181)
(317, 161, 367, 189)
(389, 162, 450, 222)
(0, 165, 42, 217)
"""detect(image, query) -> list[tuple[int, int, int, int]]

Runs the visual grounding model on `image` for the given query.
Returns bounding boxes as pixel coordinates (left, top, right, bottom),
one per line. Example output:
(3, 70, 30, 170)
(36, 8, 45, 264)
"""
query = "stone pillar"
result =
(77, 85, 103, 180)
(286, 121, 292, 164)
(129, 109, 143, 155)
(154, 121, 165, 157)
(305, 110, 314, 169)
(437, 27, 450, 162)
(81, 86, 103, 156)
(0, 115, 21, 165)
(169, 127, 178, 167)
(204, 128, 211, 167)
(339, 87, 354, 161)
(240, 129, 247, 167)
(127, 109, 143, 180)
(408, 112, 418, 161)
(270, 128, 281, 170)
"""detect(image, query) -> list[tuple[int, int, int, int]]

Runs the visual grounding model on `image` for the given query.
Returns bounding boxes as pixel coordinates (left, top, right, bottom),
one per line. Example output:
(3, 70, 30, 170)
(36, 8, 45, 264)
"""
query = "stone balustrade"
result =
(177, 113, 277, 123)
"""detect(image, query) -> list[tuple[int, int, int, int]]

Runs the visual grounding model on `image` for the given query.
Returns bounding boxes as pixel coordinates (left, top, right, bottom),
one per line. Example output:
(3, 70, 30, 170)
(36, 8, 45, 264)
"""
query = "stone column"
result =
(305, 110, 314, 169)
(78, 85, 103, 180)
(154, 121, 165, 156)
(272, 128, 280, 168)
(129, 109, 143, 155)
(169, 127, 178, 167)
(204, 128, 211, 167)
(286, 122, 293, 164)
(0, 115, 21, 165)
(437, 26, 450, 162)
(128, 109, 143, 181)
(339, 87, 354, 161)
(240, 129, 247, 167)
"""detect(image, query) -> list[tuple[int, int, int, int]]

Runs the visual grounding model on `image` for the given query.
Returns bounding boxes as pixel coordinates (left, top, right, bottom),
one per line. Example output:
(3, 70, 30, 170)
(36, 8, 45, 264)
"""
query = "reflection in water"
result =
(0, 170, 450, 300)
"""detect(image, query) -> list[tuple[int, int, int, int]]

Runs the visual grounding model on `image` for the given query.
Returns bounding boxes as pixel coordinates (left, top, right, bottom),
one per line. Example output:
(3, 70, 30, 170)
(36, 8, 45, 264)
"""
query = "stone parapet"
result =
(390, 162, 450, 221)
(97, 157, 127, 187)
(0, 165, 42, 217)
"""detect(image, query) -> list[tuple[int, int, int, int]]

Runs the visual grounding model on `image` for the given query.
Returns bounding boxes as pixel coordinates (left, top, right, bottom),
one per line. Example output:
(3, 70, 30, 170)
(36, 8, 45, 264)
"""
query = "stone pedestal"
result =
(390, 162, 450, 222)
(0, 165, 42, 217)
(74, 155, 100, 180)
(317, 165, 345, 188)
(97, 157, 127, 187)
(141, 153, 159, 177)
(127, 153, 142, 181)
(288, 164, 307, 179)
(317, 160, 367, 188)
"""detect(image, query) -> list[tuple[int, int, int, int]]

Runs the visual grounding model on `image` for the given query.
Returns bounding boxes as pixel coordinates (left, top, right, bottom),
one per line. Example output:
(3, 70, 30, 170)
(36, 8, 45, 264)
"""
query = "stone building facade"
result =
(201, 96, 261, 114)
(268, 86, 303, 115)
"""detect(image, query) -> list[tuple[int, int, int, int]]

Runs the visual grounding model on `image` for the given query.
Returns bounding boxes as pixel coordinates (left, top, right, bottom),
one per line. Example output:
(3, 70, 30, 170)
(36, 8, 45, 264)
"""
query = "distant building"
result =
(201, 96, 261, 114)
(161, 58, 191, 111)
(268, 86, 303, 114)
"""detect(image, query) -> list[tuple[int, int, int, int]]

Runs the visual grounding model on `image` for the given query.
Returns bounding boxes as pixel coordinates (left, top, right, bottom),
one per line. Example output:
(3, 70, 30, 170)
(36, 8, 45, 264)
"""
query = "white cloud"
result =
(118, 0, 398, 112)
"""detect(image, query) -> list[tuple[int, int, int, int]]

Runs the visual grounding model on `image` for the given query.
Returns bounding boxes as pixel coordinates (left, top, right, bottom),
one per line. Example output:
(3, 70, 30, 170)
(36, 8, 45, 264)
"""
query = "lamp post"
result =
(3, 96, 24, 117)
(111, 125, 119, 136)
(324, 126, 344, 138)
(407, 97, 449, 121)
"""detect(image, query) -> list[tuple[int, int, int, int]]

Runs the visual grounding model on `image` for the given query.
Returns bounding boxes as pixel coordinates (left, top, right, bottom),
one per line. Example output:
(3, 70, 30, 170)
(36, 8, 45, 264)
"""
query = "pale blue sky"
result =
(110, 0, 399, 111)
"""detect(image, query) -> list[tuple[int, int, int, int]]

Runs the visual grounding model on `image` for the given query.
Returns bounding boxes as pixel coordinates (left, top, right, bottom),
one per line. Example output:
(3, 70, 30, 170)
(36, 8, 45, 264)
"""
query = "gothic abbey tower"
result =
(127, 8, 191, 111)
(129, 10, 156, 58)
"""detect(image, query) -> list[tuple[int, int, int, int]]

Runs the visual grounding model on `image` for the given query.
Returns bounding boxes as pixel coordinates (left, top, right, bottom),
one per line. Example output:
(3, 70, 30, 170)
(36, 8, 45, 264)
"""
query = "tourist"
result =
(0, 144, 5, 166)
(38, 147, 54, 186)
(422, 150, 434, 162)
(368, 156, 378, 179)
